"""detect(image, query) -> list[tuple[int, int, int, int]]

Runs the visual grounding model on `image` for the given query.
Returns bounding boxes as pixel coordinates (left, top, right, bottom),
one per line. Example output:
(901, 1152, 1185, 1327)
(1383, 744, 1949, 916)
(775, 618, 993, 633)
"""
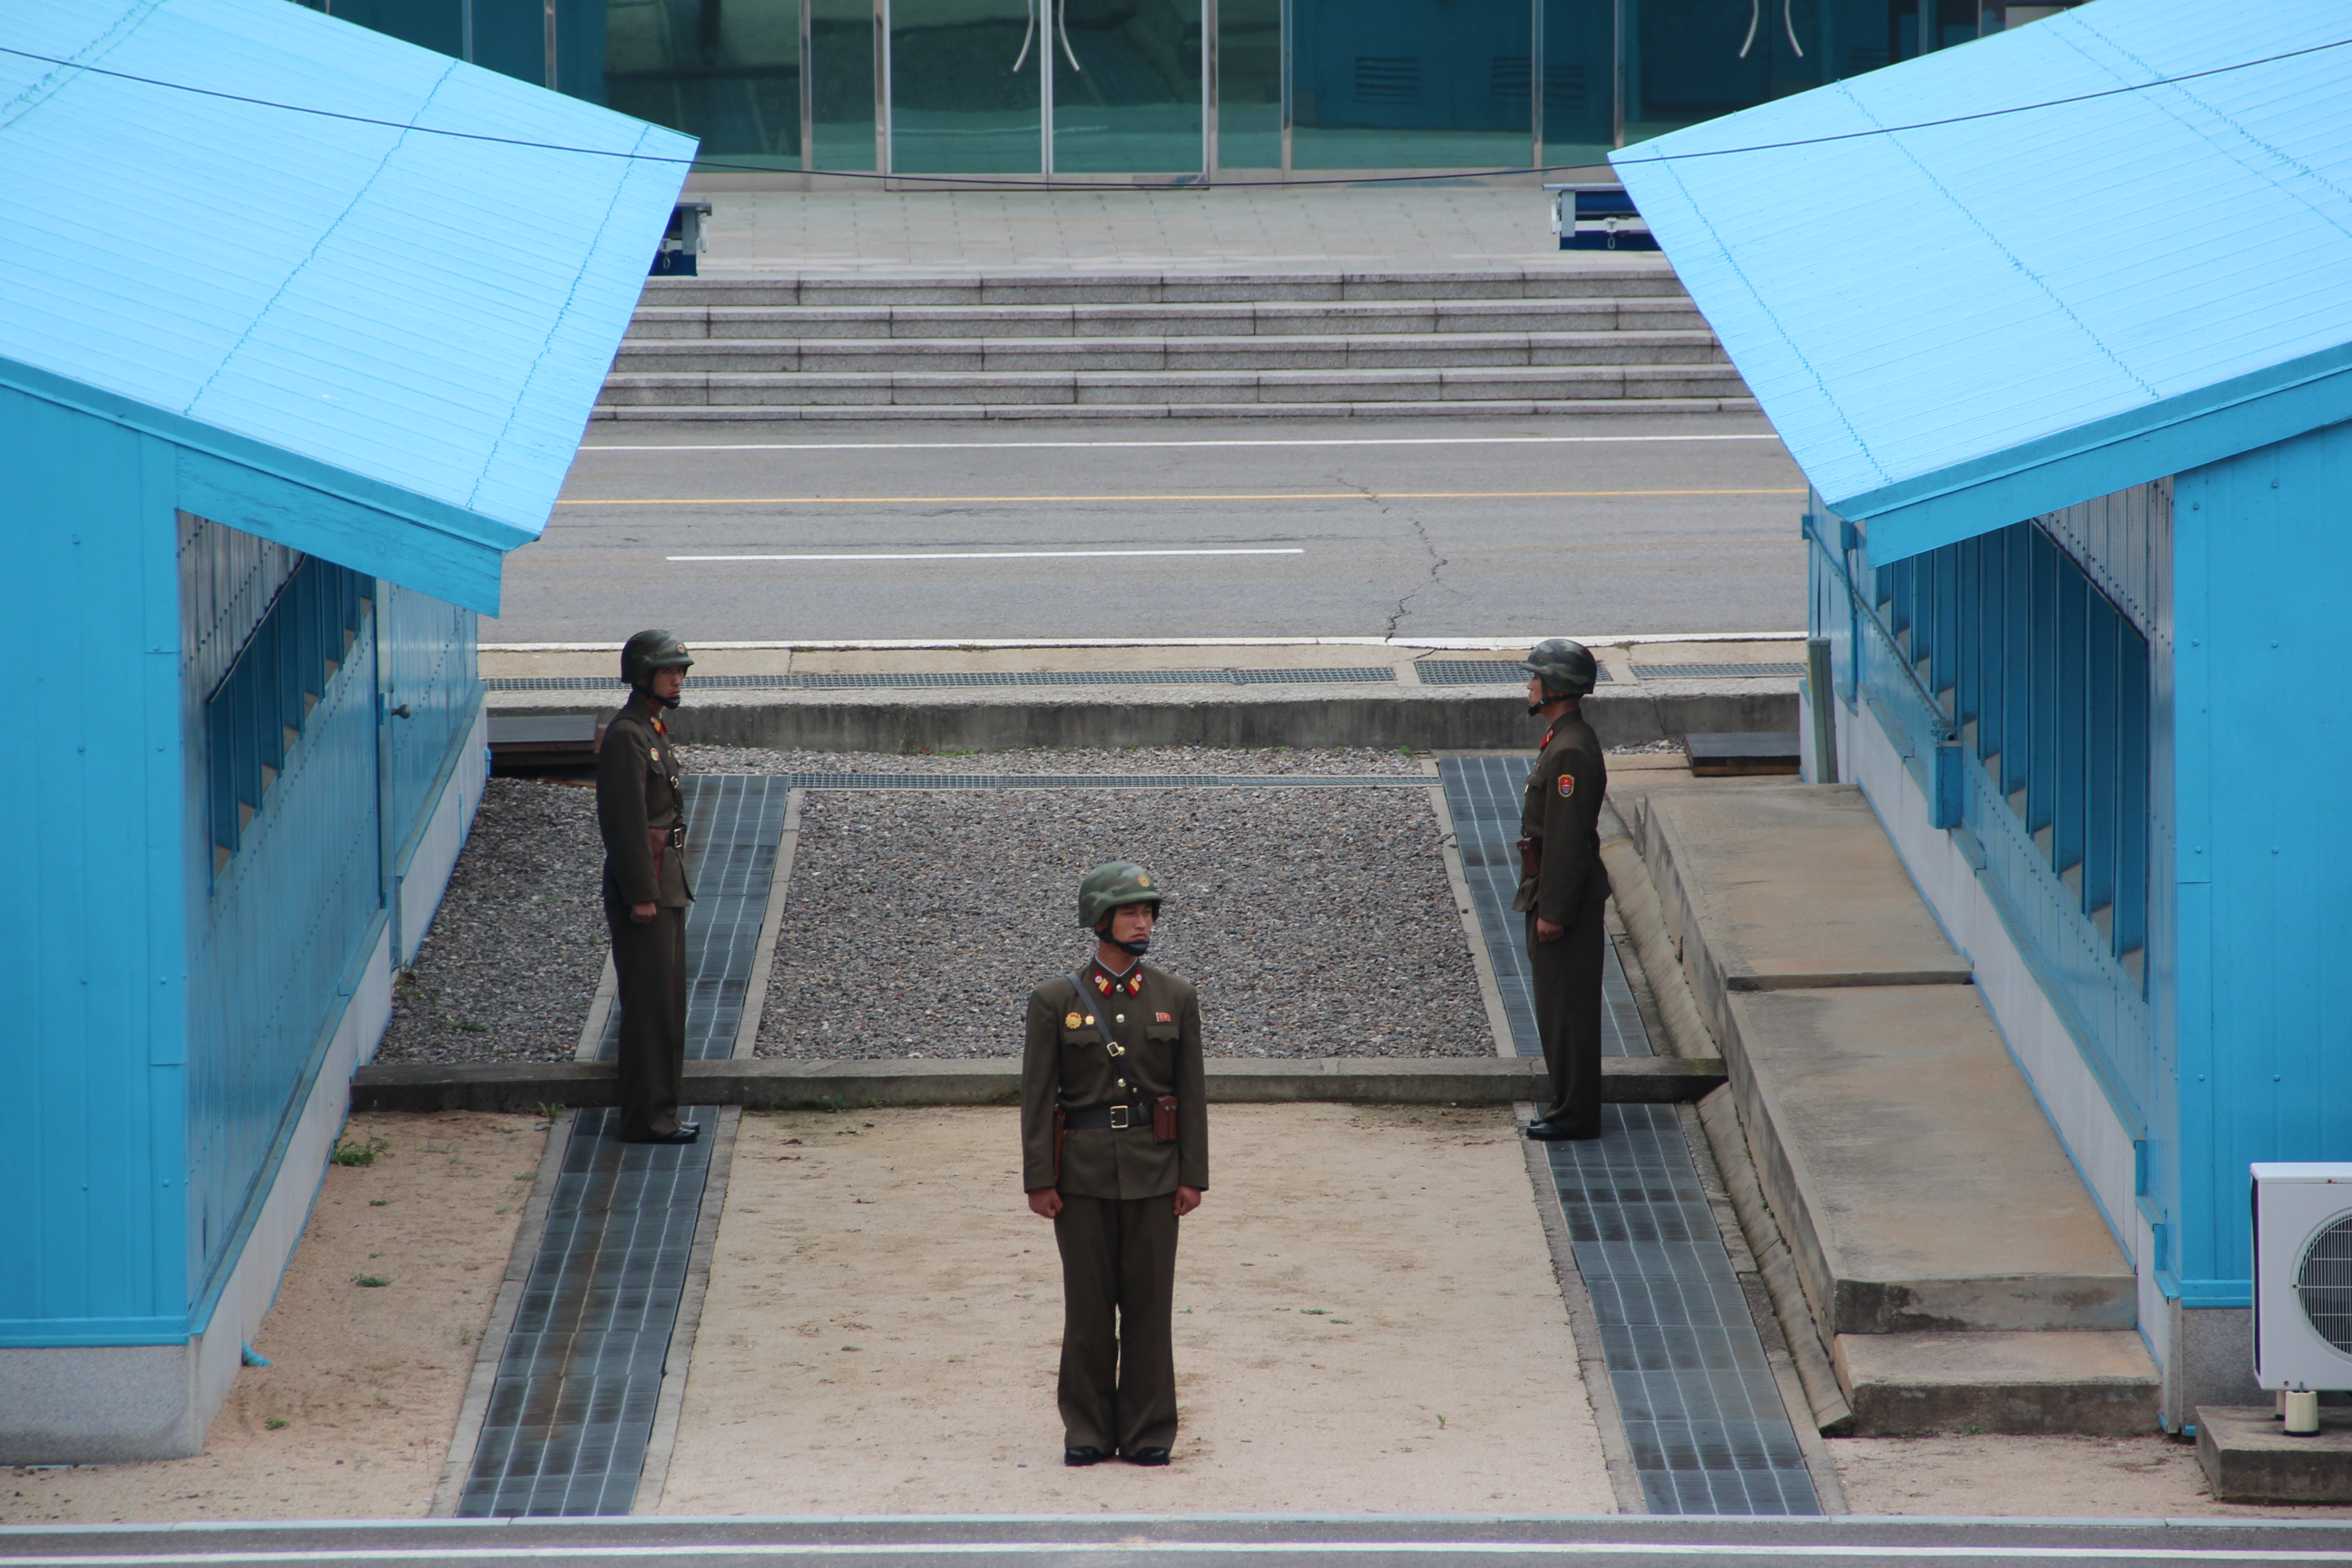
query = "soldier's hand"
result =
(1173, 1186, 1202, 1218)
(632, 901, 657, 924)
(1027, 1187, 1063, 1219)
(1535, 917, 1566, 942)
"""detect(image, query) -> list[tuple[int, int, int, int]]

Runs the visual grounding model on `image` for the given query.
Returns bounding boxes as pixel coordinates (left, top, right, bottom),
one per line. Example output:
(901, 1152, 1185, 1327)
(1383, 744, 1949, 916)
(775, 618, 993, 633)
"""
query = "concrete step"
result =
(628, 299, 1710, 339)
(612, 330, 1731, 375)
(1835, 1330, 2160, 1436)
(1639, 786, 2138, 1381)
(588, 396, 1765, 421)
(597, 364, 1752, 408)
(646, 267, 1689, 308)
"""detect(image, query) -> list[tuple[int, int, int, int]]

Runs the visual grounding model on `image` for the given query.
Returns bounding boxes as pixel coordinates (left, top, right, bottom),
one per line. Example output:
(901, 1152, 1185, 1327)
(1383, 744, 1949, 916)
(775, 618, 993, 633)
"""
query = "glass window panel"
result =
(890, 0, 1042, 172)
(604, 0, 803, 166)
(1217, 0, 1281, 170)
(1052, 0, 1203, 174)
(1289, 0, 1532, 171)
(811, 0, 877, 170)
(477, 0, 555, 89)
(1622, 0, 1920, 147)
(1540, 0, 1612, 168)
(307, 0, 465, 57)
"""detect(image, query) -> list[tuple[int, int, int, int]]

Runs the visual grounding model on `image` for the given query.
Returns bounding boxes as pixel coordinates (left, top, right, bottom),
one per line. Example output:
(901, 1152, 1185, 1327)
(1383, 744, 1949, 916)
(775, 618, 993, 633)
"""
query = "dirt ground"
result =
(1831, 1435, 2352, 1519)
(661, 1102, 1616, 1515)
(2, 1112, 544, 1524)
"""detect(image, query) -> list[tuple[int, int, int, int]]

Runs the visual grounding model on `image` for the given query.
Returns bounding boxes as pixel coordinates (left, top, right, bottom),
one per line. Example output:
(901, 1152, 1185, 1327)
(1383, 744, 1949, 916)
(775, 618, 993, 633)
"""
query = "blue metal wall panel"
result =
(378, 580, 481, 875)
(2168, 419, 2352, 1303)
(0, 391, 188, 1342)
(1808, 491, 2160, 1141)
(182, 523, 387, 1310)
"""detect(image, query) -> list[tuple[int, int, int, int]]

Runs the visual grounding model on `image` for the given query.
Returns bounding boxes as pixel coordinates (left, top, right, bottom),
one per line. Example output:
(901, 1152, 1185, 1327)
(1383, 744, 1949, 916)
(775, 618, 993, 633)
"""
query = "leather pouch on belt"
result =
(1515, 836, 1543, 879)
(1152, 1094, 1179, 1143)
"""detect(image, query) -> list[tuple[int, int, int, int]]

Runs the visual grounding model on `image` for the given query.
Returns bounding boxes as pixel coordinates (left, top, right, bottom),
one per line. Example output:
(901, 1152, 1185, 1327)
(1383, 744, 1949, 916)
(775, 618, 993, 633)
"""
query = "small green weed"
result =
(265, 1419, 289, 1431)
(440, 1018, 488, 1034)
(353, 1274, 391, 1289)
(332, 1135, 390, 1167)
(820, 1093, 847, 1114)
(535, 1102, 565, 1122)
(368, 1199, 388, 1207)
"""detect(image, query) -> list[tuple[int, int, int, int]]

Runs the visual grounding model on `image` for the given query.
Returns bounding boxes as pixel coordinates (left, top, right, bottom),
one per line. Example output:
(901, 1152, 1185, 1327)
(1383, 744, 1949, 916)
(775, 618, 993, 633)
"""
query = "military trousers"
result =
(605, 899, 687, 1140)
(1053, 1191, 1180, 1455)
(1526, 887, 1609, 1133)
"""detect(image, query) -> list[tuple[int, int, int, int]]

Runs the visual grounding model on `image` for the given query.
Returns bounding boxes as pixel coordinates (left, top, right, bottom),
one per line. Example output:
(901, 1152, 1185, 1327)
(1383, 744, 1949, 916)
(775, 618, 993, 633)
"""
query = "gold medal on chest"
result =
(1064, 1012, 1082, 1029)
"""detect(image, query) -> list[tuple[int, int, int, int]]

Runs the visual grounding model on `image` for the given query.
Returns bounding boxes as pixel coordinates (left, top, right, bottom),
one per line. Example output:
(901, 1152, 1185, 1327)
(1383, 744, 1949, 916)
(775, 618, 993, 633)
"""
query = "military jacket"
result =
(1514, 707, 1611, 922)
(596, 697, 694, 907)
(1021, 961, 1209, 1200)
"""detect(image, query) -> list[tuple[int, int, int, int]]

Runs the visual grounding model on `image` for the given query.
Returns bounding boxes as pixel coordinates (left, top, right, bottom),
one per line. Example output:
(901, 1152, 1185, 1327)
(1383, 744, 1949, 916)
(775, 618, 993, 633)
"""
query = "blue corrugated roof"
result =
(0, 0, 692, 609)
(1612, 0, 2352, 564)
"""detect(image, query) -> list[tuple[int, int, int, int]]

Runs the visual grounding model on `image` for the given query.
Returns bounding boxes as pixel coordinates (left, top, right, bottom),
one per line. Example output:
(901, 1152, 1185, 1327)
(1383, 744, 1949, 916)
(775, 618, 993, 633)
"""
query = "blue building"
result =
(1618, 0, 2352, 1422)
(0, 0, 689, 1460)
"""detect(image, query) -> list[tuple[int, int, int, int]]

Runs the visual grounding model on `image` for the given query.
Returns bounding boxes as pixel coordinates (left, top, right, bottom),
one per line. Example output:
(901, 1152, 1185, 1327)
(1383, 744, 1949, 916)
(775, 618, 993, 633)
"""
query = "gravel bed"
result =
(759, 786, 1493, 1060)
(376, 779, 606, 1064)
(680, 744, 1429, 776)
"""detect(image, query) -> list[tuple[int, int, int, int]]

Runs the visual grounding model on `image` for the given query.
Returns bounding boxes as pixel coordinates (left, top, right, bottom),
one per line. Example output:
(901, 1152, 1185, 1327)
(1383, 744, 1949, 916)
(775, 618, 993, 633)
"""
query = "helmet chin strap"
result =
(636, 683, 683, 710)
(1095, 924, 1151, 959)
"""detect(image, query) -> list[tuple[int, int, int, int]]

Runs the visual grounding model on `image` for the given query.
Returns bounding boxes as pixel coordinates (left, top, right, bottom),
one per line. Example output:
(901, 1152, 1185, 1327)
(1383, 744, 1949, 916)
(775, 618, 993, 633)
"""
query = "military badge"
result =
(1065, 1012, 1082, 1029)
(1559, 774, 1576, 798)
(1155, 1011, 1173, 1023)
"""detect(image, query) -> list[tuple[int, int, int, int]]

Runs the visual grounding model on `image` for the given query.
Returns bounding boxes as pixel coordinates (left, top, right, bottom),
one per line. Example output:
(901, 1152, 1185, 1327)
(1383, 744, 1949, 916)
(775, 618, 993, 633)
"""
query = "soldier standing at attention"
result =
(1021, 863, 1208, 1468)
(1515, 638, 1611, 1142)
(596, 630, 699, 1146)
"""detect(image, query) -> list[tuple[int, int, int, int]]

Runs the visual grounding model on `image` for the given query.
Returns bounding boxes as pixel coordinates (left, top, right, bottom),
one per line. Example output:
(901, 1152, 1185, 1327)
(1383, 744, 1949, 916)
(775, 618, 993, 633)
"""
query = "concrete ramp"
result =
(1642, 786, 2155, 1435)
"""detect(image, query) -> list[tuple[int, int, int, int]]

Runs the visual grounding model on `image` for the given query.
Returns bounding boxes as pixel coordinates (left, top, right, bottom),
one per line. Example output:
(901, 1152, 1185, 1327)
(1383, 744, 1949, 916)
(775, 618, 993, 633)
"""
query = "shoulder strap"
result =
(1069, 970, 1125, 1054)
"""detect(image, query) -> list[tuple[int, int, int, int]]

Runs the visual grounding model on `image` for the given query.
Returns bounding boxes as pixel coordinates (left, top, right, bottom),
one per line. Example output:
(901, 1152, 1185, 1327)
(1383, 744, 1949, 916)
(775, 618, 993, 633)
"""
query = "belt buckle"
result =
(1108, 1105, 1130, 1130)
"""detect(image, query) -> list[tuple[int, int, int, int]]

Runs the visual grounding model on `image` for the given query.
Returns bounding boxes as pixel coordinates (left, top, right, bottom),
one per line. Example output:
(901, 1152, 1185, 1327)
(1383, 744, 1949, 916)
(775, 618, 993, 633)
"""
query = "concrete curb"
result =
(485, 686, 1797, 754)
(352, 1055, 1726, 1115)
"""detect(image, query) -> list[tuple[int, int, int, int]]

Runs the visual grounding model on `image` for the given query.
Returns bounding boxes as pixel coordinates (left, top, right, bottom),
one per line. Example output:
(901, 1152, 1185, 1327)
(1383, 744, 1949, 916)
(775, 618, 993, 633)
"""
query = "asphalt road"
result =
(5, 1515, 2348, 1568)
(487, 416, 1808, 645)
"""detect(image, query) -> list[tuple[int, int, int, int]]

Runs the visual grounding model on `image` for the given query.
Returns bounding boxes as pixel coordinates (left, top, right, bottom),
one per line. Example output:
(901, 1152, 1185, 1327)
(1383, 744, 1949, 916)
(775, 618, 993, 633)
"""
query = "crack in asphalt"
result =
(1331, 473, 1451, 641)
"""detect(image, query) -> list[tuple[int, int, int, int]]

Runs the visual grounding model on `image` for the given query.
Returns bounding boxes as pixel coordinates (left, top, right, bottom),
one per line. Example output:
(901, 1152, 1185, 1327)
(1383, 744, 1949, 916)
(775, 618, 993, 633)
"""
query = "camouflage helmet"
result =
(1520, 637, 1597, 700)
(621, 629, 694, 687)
(1077, 861, 1164, 929)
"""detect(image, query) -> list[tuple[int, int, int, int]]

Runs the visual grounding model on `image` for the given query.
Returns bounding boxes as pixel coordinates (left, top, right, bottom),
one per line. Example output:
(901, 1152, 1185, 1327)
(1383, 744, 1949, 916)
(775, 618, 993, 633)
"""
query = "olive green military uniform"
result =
(1514, 708, 1612, 1134)
(1021, 961, 1209, 1457)
(596, 694, 695, 1140)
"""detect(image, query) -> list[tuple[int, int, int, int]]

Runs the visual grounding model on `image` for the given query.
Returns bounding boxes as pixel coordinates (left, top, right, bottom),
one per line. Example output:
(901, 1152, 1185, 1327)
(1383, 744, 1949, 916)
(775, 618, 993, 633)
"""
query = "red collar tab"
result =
(1091, 966, 1143, 996)
(1539, 725, 1554, 750)
(651, 715, 667, 736)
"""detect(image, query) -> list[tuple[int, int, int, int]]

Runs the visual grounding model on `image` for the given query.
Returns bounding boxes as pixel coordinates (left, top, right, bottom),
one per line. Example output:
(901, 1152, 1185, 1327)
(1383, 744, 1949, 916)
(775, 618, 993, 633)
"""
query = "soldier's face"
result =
(651, 667, 686, 701)
(1108, 904, 1156, 945)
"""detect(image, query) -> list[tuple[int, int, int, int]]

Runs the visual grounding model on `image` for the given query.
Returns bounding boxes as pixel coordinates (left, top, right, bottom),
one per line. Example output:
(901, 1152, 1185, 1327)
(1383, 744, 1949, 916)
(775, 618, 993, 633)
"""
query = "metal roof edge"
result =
(1843, 341, 2352, 566)
(0, 353, 537, 557)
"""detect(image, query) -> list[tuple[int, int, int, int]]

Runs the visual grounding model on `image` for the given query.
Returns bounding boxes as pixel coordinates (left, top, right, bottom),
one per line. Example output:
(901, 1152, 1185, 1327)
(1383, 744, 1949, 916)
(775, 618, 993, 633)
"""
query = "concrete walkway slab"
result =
(1642, 787, 1972, 1049)
(1834, 1330, 2157, 1436)
(1723, 985, 2133, 1338)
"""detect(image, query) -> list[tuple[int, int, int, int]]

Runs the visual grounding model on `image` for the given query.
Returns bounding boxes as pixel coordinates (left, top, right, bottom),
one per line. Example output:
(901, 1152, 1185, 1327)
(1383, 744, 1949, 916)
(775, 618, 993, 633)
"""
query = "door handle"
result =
(1056, 0, 1081, 73)
(1012, 0, 1036, 73)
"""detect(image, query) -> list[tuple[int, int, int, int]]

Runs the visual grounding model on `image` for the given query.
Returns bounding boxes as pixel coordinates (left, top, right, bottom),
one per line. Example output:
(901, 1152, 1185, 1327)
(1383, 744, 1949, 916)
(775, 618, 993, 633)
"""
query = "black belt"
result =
(1062, 1102, 1156, 1131)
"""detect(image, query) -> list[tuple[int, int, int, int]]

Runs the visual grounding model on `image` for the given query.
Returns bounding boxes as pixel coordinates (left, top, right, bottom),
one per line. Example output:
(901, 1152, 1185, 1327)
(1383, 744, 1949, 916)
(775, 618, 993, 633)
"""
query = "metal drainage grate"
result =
(461, 777, 790, 1517)
(1630, 663, 1805, 680)
(485, 668, 1395, 692)
(1438, 755, 1818, 1516)
(1416, 660, 1614, 686)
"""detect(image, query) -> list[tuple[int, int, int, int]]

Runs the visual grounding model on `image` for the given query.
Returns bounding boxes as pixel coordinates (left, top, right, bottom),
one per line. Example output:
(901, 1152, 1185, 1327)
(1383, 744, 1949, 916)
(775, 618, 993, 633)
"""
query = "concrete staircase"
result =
(593, 269, 1756, 421)
(1637, 785, 2161, 1436)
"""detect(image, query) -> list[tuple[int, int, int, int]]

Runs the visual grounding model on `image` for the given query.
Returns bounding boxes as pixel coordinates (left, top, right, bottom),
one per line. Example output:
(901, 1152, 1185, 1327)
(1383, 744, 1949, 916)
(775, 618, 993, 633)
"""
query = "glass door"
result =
(1050, 0, 1205, 176)
(889, 0, 1043, 173)
(885, 0, 1203, 178)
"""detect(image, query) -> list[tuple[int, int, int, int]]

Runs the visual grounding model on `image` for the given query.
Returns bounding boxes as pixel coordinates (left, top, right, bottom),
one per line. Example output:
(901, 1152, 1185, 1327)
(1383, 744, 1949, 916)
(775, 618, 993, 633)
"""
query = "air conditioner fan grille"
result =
(2298, 1215, 2352, 1353)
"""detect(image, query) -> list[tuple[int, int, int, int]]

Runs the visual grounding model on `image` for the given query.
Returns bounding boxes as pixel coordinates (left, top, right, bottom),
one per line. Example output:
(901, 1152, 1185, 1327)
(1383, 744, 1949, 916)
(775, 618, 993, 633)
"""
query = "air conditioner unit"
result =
(2252, 1163, 2352, 1390)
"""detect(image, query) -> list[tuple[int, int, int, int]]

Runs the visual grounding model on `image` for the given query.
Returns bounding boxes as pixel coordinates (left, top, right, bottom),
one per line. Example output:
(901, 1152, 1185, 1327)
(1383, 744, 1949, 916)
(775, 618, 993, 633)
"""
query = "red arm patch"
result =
(1558, 773, 1576, 798)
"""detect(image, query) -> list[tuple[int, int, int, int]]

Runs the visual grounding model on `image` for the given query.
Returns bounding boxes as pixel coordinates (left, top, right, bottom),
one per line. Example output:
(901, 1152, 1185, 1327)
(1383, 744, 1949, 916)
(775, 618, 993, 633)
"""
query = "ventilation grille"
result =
(2299, 1215, 2352, 1354)
(1354, 56, 1420, 102)
(1489, 54, 1532, 100)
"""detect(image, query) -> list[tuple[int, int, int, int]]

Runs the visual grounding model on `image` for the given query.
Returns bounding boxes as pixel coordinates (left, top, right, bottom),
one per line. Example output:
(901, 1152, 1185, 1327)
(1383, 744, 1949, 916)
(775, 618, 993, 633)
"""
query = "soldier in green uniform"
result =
(1514, 638, 1612, 1141)
(595, 630, 700, 1146)
(1020, 862, 1209, 1468)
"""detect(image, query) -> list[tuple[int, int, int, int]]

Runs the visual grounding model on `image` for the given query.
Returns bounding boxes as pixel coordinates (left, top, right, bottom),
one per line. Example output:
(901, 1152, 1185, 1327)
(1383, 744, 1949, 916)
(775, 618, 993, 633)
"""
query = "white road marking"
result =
(580, 435, 1784, 454)
(666, 549, 1307, 563)
(5, 1543, 2346, 1565)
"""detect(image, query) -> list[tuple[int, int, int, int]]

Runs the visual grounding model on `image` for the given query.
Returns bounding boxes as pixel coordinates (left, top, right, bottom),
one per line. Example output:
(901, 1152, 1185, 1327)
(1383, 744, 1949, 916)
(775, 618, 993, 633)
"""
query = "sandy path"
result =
(661, 1102, 1613, 1514)
(4, 1112, 544, 1524)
